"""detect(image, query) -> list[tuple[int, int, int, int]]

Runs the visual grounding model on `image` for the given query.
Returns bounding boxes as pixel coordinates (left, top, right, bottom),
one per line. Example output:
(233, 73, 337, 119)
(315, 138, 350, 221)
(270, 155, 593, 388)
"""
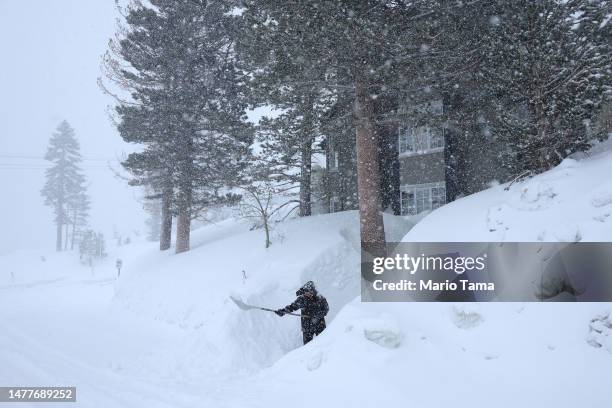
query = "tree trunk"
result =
(263, 214, 271, 248)
(64, 223, 69, 251)
(299, 92, 316, 217)
(56, 221, 63, 252)
(354, 74, 386, 257)
(534, 95, 553, 170)
(299, 135, 313, 216)
(176, 210, 191, 254)
(70, 208, 77, 250)
(175, 184, 192, 254)
(56, 154, 65, 252)
(175, 135, 194, 254)
(160, 181, 173, 251)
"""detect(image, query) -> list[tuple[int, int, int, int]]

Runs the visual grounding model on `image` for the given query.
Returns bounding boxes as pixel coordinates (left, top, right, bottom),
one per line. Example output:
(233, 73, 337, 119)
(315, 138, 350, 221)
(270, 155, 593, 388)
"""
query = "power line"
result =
(0, 164, 112, 168)
(0, 163, 116, 171)
(0, 154, 123, 172)
(0, 167, 110, 171)
(0, 154, 116, 161)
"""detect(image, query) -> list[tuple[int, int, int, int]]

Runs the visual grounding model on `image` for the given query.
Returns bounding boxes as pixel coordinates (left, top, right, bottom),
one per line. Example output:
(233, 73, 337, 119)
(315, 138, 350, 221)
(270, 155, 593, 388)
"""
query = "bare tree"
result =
(237, 183, 298, 248)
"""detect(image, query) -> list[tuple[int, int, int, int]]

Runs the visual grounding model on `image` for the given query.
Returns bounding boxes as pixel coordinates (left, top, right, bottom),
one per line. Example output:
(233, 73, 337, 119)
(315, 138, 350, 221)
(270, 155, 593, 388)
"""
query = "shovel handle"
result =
(230, 297, 310, 318)
(260, 306, 309, 318)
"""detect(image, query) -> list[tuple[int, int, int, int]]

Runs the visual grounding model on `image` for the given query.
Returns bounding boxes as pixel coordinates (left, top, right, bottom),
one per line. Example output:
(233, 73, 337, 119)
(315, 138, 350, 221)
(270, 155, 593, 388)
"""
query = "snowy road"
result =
(0, 277, 263, 408)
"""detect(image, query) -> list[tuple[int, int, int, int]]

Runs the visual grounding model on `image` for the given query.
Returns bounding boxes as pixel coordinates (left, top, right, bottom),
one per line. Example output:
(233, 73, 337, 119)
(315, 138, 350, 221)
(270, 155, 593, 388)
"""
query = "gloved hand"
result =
(275, 309, 286, 316)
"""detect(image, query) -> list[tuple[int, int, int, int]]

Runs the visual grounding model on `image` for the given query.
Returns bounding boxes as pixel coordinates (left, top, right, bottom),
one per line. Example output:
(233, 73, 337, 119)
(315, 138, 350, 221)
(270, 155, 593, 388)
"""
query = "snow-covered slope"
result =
(403, 147, 612, 242)
(237, 148, 612, 408)
(107, 163, 611, 407)
(2, 147, 611, 408)
(246, 301, 611, 408)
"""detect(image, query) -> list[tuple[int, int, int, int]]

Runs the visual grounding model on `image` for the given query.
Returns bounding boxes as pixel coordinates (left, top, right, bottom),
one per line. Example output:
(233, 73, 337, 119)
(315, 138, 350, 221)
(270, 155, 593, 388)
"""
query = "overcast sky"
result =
(0, 0, 147, 254)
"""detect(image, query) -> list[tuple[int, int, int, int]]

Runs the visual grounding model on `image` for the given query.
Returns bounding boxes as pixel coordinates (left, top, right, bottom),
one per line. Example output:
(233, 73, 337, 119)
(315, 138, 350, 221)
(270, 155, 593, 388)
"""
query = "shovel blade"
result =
(229, 295, 255, 311)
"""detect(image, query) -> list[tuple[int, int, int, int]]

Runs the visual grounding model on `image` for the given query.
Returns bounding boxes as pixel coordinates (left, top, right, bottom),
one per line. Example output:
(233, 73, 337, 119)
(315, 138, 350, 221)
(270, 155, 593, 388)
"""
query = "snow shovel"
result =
(229, 296, 307, 317)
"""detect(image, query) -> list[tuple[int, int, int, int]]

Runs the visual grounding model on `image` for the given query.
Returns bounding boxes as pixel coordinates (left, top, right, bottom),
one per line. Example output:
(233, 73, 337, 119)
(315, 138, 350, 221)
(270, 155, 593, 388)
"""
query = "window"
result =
(398, 126, 444, 155)
(400, 190, 416, 215)
(330, 197, 340, 213)
(415, 187, 430, 214)
(400, 182, 446, 215)
(328, 150, 339, 171)
(398, 130, 414, 154)
(431, 185, 446, 209)
(429, 128, 444, 149)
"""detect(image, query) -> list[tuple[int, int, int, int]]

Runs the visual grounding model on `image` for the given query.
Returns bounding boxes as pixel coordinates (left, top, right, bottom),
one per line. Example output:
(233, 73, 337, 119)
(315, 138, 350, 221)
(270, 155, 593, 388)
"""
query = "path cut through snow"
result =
(0, 276, 267, 408)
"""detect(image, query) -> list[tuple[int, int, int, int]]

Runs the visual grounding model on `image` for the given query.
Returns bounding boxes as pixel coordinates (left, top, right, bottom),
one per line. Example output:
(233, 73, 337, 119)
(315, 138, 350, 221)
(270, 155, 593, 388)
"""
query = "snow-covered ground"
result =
(2, 147, 612, 407)
(403, 143, 612, 242)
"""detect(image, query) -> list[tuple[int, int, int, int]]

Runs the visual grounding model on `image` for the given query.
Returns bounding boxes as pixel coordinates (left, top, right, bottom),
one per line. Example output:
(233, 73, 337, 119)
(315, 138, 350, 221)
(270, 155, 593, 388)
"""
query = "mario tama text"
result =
(373, 278, 493, 292)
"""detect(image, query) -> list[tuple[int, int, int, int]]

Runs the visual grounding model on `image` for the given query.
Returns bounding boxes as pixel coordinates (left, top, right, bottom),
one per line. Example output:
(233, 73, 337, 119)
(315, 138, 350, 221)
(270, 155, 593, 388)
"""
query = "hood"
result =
(296, 280, 317, 296)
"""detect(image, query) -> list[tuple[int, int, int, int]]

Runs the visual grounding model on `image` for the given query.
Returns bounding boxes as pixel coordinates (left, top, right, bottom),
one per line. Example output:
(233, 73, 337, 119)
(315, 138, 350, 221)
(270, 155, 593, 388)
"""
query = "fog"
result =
(0, 0, 146, 254)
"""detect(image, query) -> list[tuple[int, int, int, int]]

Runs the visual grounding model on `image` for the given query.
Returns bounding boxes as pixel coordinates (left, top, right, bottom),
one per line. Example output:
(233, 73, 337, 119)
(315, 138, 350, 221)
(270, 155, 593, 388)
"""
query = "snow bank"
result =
(249, 301, 612, 408)
(111, 211, 413, 377)
(403, 148, 612, 242)
(240, 148, 612, 407)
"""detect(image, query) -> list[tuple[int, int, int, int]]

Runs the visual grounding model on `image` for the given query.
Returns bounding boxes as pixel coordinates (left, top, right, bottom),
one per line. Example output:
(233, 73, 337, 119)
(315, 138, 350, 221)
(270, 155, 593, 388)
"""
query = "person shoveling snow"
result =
(275, 281, 329, 345)
(230, 281, 329, 345)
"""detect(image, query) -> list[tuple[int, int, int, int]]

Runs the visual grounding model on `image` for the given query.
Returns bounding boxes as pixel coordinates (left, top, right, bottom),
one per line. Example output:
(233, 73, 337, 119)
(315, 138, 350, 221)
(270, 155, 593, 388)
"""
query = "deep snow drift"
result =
(2, 146, 612, 408)
(112, 211, 413, 376)
(237, 146, 612, 408)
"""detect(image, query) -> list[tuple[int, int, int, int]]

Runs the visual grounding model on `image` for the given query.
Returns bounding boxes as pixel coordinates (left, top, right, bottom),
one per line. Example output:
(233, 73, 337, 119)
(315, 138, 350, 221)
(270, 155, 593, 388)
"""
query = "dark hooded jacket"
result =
(282, 283, 329, 335)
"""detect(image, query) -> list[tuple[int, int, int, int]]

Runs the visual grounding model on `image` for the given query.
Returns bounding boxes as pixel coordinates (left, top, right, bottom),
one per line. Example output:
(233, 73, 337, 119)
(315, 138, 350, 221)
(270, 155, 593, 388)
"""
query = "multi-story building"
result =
(320, 99, 450, 216)
(396, 99, 446, 215)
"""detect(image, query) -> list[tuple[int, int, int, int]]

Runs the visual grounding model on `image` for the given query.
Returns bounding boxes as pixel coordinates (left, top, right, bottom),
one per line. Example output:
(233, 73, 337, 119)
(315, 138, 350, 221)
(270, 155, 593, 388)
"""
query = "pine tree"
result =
(79, 230, 107, 266)
(254, 90, 326, 217)
(41, 120, 88, 251)
(79, 229, 96, 265)
(407, 0, 611, 186)
(470, 0, 611, 172)
(105, 0, 253, 253)
(68, 191, 90, 251)
(238, 15, 333, 217)
(240, 1, 440, 256)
